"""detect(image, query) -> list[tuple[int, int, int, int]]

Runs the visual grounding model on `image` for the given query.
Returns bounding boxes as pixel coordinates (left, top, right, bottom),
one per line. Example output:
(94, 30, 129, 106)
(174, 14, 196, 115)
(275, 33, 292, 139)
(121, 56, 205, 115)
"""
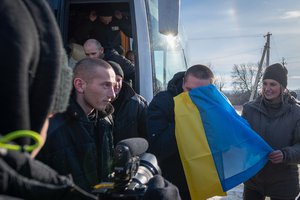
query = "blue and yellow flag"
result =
(174, 84, 272, 200)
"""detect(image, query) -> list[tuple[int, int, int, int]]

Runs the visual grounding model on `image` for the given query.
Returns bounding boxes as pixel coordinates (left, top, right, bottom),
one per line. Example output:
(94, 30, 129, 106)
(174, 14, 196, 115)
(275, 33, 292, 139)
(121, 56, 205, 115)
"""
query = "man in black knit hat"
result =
(108, 61, 148, 145)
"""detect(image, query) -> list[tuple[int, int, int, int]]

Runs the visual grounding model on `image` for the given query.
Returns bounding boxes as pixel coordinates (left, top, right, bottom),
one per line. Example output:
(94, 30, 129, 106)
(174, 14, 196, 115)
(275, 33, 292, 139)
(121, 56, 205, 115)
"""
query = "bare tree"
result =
(215, 74, 225, 92)
(207, 63, 226, 91)
(231, 63, 263, 104)
(231, 63, 256, 92)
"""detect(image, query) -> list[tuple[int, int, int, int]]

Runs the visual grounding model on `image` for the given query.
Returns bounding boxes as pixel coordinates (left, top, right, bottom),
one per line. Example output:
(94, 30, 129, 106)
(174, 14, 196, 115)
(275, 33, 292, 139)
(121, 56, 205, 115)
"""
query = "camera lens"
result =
(131, 153, 161, 185)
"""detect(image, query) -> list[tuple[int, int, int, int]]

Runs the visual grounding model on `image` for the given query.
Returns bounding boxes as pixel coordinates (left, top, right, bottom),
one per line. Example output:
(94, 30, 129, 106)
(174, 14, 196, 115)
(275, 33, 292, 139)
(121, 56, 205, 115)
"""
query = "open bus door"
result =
(46, 0, 188, 102)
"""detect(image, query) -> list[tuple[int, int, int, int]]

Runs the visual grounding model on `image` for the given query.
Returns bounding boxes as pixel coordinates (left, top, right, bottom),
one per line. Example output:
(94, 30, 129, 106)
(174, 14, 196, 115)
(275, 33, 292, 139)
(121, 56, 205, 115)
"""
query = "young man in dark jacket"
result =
(147, 65, 215, 200)
(108, 61, 148, 144)
(37, 58, 116, 192)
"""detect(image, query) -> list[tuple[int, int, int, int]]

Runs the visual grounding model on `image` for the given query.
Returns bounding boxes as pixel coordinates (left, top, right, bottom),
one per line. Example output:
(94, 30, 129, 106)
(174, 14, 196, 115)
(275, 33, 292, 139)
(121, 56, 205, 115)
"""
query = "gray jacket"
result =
(242, 94, 300, 199)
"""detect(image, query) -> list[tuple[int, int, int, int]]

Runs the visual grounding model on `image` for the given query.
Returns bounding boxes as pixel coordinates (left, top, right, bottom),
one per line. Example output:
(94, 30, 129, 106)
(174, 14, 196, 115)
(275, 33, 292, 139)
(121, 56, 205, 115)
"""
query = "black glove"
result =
(143, 175, 181, 200)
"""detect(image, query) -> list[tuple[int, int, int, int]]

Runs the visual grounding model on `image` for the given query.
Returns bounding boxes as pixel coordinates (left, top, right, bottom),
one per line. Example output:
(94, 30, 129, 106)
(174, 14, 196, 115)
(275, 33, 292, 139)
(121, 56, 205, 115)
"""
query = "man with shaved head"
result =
(83, 38, 135, 86)
(37, 58, 116, 192)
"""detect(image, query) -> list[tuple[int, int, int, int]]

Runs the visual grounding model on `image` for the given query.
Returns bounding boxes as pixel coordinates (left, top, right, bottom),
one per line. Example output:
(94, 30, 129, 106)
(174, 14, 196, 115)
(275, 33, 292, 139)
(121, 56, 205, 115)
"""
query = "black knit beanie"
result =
(263, 63, 288, 88)
(0, 0, 72, 145)
(108, 61, 124, 78)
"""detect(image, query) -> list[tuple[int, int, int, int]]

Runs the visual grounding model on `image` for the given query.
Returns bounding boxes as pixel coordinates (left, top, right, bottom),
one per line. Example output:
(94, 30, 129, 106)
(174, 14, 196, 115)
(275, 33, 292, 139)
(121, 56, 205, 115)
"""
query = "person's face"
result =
(126, 53, 135, 64)
(76, 67, 116, 114)
(262, 79, 282, 102)
(182, 75, 212, 92)
(99, 16, 112, 25)
(89, 10, 98, 22)
(114, 75, 123, 96)
(84, 44, 104, 59)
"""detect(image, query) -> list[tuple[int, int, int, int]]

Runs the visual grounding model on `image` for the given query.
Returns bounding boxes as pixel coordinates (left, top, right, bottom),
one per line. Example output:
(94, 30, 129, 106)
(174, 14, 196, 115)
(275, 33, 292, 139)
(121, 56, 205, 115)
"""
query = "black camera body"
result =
(94, 138, 161, 200)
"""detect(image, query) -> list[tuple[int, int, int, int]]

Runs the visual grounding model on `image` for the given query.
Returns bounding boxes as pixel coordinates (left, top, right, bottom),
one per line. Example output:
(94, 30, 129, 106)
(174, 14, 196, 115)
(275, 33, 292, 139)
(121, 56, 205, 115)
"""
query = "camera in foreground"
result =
(93, 138, 161, 200)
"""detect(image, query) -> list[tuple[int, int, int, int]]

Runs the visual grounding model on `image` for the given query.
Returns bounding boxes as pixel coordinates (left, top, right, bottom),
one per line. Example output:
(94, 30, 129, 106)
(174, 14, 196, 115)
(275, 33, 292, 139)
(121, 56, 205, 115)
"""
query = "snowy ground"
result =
(207, 184, 275, 200)
(207, 184, 243, 200)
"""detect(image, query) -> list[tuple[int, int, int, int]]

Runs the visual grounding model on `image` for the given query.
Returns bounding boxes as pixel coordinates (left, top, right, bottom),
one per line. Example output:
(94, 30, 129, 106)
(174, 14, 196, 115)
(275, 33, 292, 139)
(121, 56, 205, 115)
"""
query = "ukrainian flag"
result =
(174, 84, 272, 200)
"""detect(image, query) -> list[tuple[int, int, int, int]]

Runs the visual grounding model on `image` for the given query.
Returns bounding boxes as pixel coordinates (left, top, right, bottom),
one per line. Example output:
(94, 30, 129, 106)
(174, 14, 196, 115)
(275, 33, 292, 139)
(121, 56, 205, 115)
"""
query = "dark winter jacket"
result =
(112, 82, 148, 145)
(73, 15, 131, 55)
(94, 16, 132, 55)
(147, 72, 191, 200)
(104, 49, 135, 85)
(0, 150, 96, 200)
(242, 94, 300, 199)
(0, 0, 86, 199)
(37, 97, 114, 192)
(0, 0, 70, 144)
(72, 18, 101, 45)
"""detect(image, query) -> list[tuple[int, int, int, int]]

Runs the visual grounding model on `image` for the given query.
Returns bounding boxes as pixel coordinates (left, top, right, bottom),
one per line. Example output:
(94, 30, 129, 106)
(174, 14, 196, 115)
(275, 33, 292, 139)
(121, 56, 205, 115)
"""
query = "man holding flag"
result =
(147, 65, 215, 199)
(147, 65, 272, 200)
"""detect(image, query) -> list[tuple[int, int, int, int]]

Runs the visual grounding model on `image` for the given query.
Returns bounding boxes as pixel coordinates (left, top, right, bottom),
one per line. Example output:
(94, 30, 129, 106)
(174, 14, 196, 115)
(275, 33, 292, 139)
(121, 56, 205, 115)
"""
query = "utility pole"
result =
(266, 32, 271, 67)
(249, 32, 272, 101)
(282, 57, 287, 67)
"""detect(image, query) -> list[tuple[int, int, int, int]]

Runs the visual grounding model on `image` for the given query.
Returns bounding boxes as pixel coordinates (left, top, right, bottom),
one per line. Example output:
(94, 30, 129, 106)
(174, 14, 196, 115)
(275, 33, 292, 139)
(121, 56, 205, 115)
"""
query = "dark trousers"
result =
(243, 186, 296, 200)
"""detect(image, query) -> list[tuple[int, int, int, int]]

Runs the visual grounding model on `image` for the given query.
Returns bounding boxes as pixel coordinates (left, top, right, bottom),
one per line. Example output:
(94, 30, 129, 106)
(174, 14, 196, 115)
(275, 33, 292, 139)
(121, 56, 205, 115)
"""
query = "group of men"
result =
(71, 5, 132, 56)
(36, 35, 214, 199)
(0, 0, 216, 199)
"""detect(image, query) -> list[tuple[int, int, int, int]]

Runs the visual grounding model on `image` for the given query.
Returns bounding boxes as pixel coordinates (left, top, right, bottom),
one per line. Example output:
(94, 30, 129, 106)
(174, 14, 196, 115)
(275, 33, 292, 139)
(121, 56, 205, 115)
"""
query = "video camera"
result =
(94, 138, 161, 200)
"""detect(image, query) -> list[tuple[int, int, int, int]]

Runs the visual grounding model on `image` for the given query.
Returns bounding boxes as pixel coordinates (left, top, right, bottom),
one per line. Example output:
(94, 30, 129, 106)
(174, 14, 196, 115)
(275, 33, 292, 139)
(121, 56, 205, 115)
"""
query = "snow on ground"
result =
(207, 184, 243, 200)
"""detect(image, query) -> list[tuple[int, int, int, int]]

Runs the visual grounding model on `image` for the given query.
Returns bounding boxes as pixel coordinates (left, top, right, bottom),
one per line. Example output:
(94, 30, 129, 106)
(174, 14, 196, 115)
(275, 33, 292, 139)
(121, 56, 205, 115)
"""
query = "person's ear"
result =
(73, 78, 86, 93)
(100, 47, 104, 54)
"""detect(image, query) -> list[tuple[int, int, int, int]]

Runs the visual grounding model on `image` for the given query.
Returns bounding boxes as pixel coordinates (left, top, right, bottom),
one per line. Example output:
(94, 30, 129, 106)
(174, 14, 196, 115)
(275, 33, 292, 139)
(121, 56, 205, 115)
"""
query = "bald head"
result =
(74, 58, 111, 80)
(83, 39, 104, 59)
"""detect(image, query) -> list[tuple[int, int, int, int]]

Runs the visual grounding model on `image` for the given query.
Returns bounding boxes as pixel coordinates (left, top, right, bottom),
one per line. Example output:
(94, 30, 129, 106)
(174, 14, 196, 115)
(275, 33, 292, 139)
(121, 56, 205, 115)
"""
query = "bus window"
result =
(146, 0, 188, 92)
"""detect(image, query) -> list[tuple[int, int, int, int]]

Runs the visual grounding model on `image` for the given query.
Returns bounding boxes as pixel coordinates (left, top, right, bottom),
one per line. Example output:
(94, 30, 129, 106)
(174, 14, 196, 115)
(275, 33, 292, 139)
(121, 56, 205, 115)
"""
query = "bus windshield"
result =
(146, 0, 189, 94)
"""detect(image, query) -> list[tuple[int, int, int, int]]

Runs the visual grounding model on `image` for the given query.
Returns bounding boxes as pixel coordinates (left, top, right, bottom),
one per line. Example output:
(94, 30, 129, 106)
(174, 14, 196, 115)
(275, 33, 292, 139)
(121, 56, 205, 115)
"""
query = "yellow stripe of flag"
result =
(174, 92, 226, 200)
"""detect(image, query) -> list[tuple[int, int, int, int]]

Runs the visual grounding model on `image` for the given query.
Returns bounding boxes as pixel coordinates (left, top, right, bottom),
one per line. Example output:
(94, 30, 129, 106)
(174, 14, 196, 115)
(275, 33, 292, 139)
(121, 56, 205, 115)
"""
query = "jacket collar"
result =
(66, 96, 114, 121)
(250, 94, 292, 117)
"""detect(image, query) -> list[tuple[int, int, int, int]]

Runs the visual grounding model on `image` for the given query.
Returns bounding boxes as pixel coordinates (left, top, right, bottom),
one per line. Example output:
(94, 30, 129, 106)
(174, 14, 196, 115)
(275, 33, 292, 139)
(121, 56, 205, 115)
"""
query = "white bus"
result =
(47, 0, 188, 102)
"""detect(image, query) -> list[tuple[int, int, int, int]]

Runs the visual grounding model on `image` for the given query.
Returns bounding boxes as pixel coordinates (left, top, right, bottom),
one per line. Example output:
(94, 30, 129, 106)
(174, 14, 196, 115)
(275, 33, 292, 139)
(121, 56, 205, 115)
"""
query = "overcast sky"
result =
(181, 0, 300, 91)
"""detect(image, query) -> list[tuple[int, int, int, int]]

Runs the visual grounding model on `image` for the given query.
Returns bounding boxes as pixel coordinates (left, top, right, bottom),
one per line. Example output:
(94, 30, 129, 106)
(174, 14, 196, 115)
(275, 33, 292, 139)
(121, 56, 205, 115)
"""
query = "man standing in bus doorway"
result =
(72, 5, 131, 56)
(72, 9, 100, 45)
(94, 4, 132, 56)
(147, 65, 215, 200)
(83, 38, 135, 87)
(37, 58, 116, 192)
